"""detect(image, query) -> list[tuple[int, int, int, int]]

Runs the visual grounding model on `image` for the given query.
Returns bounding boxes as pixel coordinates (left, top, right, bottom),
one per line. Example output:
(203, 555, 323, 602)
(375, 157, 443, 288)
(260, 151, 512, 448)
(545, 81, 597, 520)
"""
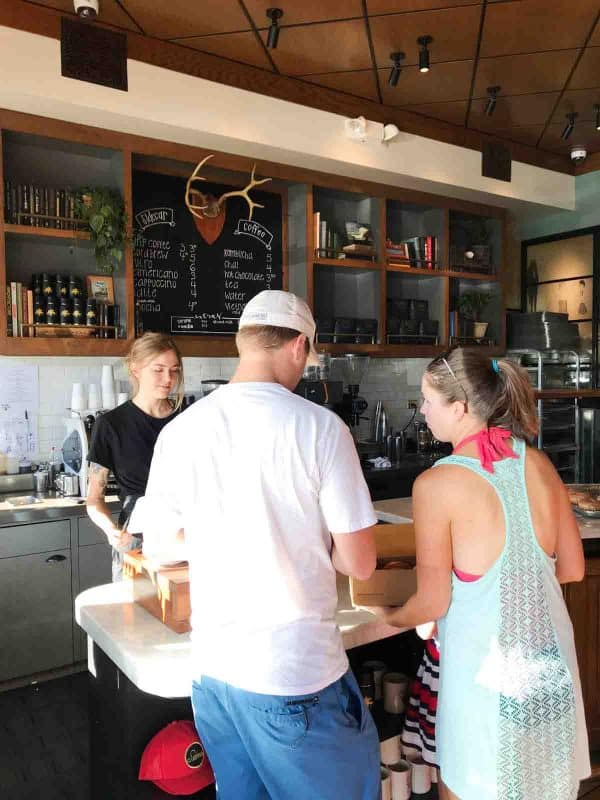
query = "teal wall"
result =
(518, 171, 600, 241)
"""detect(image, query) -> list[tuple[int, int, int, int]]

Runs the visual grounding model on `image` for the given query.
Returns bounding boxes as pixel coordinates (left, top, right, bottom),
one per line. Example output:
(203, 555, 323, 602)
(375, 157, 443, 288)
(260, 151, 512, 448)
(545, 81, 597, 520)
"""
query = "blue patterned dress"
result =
(435, 438, 590, 800)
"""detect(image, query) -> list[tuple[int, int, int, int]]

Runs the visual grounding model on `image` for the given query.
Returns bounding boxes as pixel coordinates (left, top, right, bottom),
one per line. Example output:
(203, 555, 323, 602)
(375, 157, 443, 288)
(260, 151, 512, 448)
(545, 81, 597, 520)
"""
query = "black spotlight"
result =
(388, 52, 405, 88)
(484, 86, 501, 117)
(417, 36, 432, 73)
(266, 8, 283, 50)
(595, 104, 600, 131)
(561, 112, 578, 140)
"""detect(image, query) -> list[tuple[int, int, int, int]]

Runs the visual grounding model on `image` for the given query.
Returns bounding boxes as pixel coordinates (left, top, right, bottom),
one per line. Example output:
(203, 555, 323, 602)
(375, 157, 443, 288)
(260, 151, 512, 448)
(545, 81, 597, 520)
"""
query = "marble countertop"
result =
(373, 497, 600, 541)
(76, 578, 404, 699)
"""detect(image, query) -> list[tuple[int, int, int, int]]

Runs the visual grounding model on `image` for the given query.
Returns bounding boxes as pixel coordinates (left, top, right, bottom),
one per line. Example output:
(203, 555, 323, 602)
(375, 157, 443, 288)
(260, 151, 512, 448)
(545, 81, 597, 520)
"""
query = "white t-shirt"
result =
(143, 382, 376, 695)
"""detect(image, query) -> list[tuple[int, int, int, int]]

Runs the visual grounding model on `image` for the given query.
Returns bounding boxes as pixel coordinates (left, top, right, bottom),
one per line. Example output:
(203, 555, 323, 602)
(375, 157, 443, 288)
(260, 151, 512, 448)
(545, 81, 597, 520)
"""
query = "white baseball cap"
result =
(238, 290, 319, 366)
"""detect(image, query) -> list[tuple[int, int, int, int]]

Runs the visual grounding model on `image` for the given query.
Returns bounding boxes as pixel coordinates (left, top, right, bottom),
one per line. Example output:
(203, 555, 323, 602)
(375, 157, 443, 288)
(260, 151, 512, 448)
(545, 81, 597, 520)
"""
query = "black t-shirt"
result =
(88, 401, 178, 500)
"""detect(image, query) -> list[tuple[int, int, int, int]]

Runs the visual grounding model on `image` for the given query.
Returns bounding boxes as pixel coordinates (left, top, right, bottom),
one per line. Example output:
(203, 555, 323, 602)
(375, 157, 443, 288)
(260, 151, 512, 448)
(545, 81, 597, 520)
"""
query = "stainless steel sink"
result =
(4, 495, 44, 507)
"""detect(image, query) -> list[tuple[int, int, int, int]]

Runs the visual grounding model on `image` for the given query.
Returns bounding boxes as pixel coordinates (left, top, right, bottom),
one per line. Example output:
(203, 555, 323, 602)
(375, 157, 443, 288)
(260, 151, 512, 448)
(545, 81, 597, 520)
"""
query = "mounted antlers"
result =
(184, 154, 272, 222)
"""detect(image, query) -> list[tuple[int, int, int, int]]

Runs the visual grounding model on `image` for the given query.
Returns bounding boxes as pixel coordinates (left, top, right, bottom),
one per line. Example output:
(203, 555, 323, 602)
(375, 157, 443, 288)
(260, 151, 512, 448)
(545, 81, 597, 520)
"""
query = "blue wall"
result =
(518, 171, 600, 241)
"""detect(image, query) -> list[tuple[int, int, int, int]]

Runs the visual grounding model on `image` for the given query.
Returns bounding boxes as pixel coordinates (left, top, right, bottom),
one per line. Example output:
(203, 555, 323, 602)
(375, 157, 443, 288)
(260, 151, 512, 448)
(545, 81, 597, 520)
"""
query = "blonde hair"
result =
(125, 332, 184, 411)
(236, 325, 310, 355)
(426, 348, 538, 442)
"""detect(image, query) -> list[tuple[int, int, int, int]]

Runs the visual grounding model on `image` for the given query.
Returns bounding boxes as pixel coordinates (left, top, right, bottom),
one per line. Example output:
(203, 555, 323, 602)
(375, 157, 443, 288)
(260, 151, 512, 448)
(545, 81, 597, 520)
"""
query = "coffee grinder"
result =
(336, 354, 370, 435)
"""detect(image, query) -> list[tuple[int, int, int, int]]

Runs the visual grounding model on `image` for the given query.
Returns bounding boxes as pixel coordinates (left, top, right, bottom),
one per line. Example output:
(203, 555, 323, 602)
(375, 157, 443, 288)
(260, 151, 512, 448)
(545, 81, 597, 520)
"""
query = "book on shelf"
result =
(6, 286, 12, 336)
(3, 179, 79, 228)
(26, 289, 34, 338)
(10, 282, 19, 337)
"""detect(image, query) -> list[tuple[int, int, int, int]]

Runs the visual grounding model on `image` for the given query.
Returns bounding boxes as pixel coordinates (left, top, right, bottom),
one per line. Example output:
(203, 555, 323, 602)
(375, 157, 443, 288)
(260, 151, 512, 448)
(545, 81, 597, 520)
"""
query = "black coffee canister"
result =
(85, 298, 97, 326)
(72, 297, 83, 325)
(32, 274, 42, 296)
(69, 274, 81, 298)
(45, 295, 57, 325)
(42, 273, 53, 297)
(59, 297, 72, 325)
(55, 273, 67, 298)
(34, 296, 44, 324)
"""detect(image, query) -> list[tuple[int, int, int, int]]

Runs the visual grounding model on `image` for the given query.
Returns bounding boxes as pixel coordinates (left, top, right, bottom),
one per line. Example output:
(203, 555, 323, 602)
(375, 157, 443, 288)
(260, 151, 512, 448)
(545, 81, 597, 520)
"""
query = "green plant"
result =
(458, 290, 492, 321)
(75, 187, 127, 273)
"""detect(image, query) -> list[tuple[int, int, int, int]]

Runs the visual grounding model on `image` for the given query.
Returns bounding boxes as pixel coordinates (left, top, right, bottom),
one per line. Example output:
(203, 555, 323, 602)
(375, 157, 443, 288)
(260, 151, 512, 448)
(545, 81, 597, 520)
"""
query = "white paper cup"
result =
(411, 757, 432, 795)
(362, 659, 387, 700)
(389, 760, 412, 800)
(380, 734, 402, 766)
(381, 767, 392, 800)
(71, 382, 86, 411)
(383, 672, 408, 714)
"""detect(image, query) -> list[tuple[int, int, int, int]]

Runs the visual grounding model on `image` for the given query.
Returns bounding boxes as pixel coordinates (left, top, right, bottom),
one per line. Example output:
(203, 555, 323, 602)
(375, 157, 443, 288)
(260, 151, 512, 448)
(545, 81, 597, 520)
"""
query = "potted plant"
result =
(75, 187, 127, 273)
(458, 290, 492, 339)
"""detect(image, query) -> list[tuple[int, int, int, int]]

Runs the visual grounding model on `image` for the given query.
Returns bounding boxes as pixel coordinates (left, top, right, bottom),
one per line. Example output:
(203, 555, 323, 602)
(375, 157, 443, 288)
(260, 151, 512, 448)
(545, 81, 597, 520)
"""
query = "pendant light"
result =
(417, 36, 432, 73)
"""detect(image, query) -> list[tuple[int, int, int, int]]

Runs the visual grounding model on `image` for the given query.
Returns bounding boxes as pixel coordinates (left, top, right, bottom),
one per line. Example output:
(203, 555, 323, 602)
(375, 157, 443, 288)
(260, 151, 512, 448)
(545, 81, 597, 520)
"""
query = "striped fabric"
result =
(401, 639, 439, 767)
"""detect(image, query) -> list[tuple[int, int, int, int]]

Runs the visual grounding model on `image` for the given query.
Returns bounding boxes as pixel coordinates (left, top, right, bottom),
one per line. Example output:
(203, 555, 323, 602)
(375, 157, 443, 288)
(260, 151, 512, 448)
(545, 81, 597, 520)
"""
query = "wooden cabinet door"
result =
(564, 558, 600, 750)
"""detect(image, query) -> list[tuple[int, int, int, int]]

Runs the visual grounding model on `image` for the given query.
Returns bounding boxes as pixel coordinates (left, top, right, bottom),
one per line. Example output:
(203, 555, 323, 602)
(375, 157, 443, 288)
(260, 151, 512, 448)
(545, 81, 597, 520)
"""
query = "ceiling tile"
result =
(244, 0, 363, 26)
(173, 31, 273, 70)
(472, 125, 545, 148)
(301, 70, 379, 102)
(469, 92, 560, 128)
(473, 51, 578, 98)
(480, 0, 600, 57)
(399, 100, 469, 126)
(591, 17, 600, 46)
(539, 123, 600, 155)
(263, 19, 372, 76)
(367, 0, 479, 11)
(369, 5, 481, 68)
(379, 60, 473, 106)
(122, 0, 250, 39)
(25, 0, 141, 31)
(552, 88, 600, 122)
(569, 47, 600, 90)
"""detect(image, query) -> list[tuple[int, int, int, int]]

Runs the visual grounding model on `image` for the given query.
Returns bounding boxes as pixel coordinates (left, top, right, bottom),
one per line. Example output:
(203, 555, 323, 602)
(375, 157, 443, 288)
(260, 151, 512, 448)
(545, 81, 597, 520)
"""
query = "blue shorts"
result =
(191, 669, 381, 800)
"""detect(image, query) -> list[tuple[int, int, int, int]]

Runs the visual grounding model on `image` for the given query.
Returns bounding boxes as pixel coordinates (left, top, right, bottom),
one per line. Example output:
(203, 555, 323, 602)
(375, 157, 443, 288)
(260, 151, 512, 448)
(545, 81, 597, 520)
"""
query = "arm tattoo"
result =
(88, 462, 109, 490)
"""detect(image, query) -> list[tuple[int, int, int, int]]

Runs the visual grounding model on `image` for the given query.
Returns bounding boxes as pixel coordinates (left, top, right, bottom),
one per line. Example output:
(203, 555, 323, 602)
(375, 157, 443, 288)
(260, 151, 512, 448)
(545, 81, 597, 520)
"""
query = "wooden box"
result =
(349, 523, 417, 607)
(123, 550, 191, 633)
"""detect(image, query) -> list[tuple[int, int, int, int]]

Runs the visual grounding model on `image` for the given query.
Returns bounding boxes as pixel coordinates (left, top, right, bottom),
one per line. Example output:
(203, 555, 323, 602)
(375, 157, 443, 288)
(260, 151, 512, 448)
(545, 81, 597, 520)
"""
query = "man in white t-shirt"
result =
(143, 290, 380, 799)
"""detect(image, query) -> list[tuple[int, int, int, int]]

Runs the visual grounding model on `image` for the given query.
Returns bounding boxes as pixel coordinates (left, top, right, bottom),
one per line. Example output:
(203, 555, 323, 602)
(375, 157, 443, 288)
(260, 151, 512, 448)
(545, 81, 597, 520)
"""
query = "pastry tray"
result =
(566, 484, 600, 518)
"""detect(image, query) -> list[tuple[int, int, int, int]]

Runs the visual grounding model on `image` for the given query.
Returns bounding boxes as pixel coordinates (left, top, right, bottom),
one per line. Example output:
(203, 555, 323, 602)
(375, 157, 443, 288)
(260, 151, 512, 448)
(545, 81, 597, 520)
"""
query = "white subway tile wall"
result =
(0, 355, 429, 460)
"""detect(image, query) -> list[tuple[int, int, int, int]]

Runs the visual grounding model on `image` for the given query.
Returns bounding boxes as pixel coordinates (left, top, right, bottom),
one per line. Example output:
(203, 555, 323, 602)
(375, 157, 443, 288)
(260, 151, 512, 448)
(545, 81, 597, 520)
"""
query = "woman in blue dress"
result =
(371, 348, 589, 800)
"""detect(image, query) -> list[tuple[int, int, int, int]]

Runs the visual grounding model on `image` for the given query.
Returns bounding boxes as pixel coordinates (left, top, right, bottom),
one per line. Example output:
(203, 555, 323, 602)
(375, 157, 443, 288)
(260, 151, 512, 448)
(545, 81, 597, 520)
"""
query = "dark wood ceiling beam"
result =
(361, 0, 383, 104)
(465, 0, 488, 128)
(1, 0, 575, 175)
(536, 9, 600, 147)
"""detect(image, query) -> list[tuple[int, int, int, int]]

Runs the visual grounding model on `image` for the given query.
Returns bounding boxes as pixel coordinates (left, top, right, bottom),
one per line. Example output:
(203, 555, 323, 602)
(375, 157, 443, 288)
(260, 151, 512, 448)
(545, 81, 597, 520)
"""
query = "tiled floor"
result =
(0, 672, 597, 800)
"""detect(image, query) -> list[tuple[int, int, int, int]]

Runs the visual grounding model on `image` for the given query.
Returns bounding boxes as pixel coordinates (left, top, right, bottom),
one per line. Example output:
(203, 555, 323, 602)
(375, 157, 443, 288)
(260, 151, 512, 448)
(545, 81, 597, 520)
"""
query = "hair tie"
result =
(491, 358, 500, 374)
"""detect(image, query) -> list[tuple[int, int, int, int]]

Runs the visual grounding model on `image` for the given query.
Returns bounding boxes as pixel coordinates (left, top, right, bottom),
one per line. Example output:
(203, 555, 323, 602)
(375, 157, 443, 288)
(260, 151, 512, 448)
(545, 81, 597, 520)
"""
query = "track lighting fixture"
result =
(561, 112, 578, 141)
(417, 36, 432, 73)
(595, 104, 600, 132)
(388, 52, 405, 88)
(266, 8, 283, 50)
(484, 86, 501, 117)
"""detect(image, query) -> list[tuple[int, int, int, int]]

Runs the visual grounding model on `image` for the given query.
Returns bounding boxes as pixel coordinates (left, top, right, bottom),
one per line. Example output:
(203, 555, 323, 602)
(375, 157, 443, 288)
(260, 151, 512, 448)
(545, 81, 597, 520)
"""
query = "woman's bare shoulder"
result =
(413, 462, 470, 494)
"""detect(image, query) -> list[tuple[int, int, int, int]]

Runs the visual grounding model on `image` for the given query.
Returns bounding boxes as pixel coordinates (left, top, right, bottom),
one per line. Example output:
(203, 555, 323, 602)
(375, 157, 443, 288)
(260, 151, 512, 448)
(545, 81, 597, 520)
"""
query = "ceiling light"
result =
(382, 123, 400, 142)
(595, 104, 600, 131)
(388, 52, 405, 88)
(266, 8, 283, 50)
(417, 36, 432, 73)
(484, 86, 501, 117)
(561, 112, 578, 140)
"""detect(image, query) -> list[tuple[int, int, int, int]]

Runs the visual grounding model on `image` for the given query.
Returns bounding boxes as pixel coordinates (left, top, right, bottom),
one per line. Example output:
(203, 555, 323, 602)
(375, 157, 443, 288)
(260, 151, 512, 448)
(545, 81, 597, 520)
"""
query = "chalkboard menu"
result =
(133, 169, 283, 335)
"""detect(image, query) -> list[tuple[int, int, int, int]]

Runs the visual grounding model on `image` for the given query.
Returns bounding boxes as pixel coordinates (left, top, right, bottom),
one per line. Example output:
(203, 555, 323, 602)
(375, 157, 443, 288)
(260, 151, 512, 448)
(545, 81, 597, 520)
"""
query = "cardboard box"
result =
(123, 550, 191, 633)
(349, 523, 417, 607)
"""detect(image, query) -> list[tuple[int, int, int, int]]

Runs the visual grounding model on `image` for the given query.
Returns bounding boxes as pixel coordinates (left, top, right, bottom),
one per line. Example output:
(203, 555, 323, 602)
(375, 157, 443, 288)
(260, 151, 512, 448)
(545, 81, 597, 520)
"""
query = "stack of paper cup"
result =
(71, 383, 86, 412)
(88, 384, 101, 412)
(101, 364, 116, 410)
(410, 757, 432, 795)
(388, 760, 411, 800)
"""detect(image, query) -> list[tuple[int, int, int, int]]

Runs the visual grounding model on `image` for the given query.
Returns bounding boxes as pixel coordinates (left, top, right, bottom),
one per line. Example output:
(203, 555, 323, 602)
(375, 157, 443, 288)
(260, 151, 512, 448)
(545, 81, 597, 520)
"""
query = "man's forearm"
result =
(87, 499, 120, 537)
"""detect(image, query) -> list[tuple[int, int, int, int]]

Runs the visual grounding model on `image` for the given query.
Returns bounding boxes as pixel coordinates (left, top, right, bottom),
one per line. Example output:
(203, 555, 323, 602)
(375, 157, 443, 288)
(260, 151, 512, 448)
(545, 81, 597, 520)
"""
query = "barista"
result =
(86, 333, 184, 581)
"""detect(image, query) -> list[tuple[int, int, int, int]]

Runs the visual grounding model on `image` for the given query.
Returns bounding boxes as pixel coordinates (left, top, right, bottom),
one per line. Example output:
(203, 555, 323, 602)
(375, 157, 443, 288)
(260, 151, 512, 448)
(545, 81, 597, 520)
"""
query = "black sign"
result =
(61, 18, 128, 92)
(133, 170, 283, 335)
(482, 140, 512, 183)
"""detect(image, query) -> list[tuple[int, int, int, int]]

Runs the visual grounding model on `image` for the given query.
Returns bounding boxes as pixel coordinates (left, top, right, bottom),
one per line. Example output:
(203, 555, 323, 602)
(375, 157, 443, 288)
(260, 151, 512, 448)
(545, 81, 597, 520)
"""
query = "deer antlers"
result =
(184, 155, 272, 221)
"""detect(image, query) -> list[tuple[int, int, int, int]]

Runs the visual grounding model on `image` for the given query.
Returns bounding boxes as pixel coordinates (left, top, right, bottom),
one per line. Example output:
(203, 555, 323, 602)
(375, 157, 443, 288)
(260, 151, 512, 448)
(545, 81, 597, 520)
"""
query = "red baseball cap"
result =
(139, 720, 215, 796)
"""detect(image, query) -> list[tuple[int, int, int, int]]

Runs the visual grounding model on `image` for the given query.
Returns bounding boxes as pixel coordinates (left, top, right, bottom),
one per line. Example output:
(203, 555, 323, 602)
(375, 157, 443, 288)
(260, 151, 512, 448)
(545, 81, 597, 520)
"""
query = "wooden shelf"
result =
(314, 257, 382, 270)
(1, 337, 130, 356)
(387, 262, 499, 281)
(447, 267, 499, 281)
(4, 223, 90, 240)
